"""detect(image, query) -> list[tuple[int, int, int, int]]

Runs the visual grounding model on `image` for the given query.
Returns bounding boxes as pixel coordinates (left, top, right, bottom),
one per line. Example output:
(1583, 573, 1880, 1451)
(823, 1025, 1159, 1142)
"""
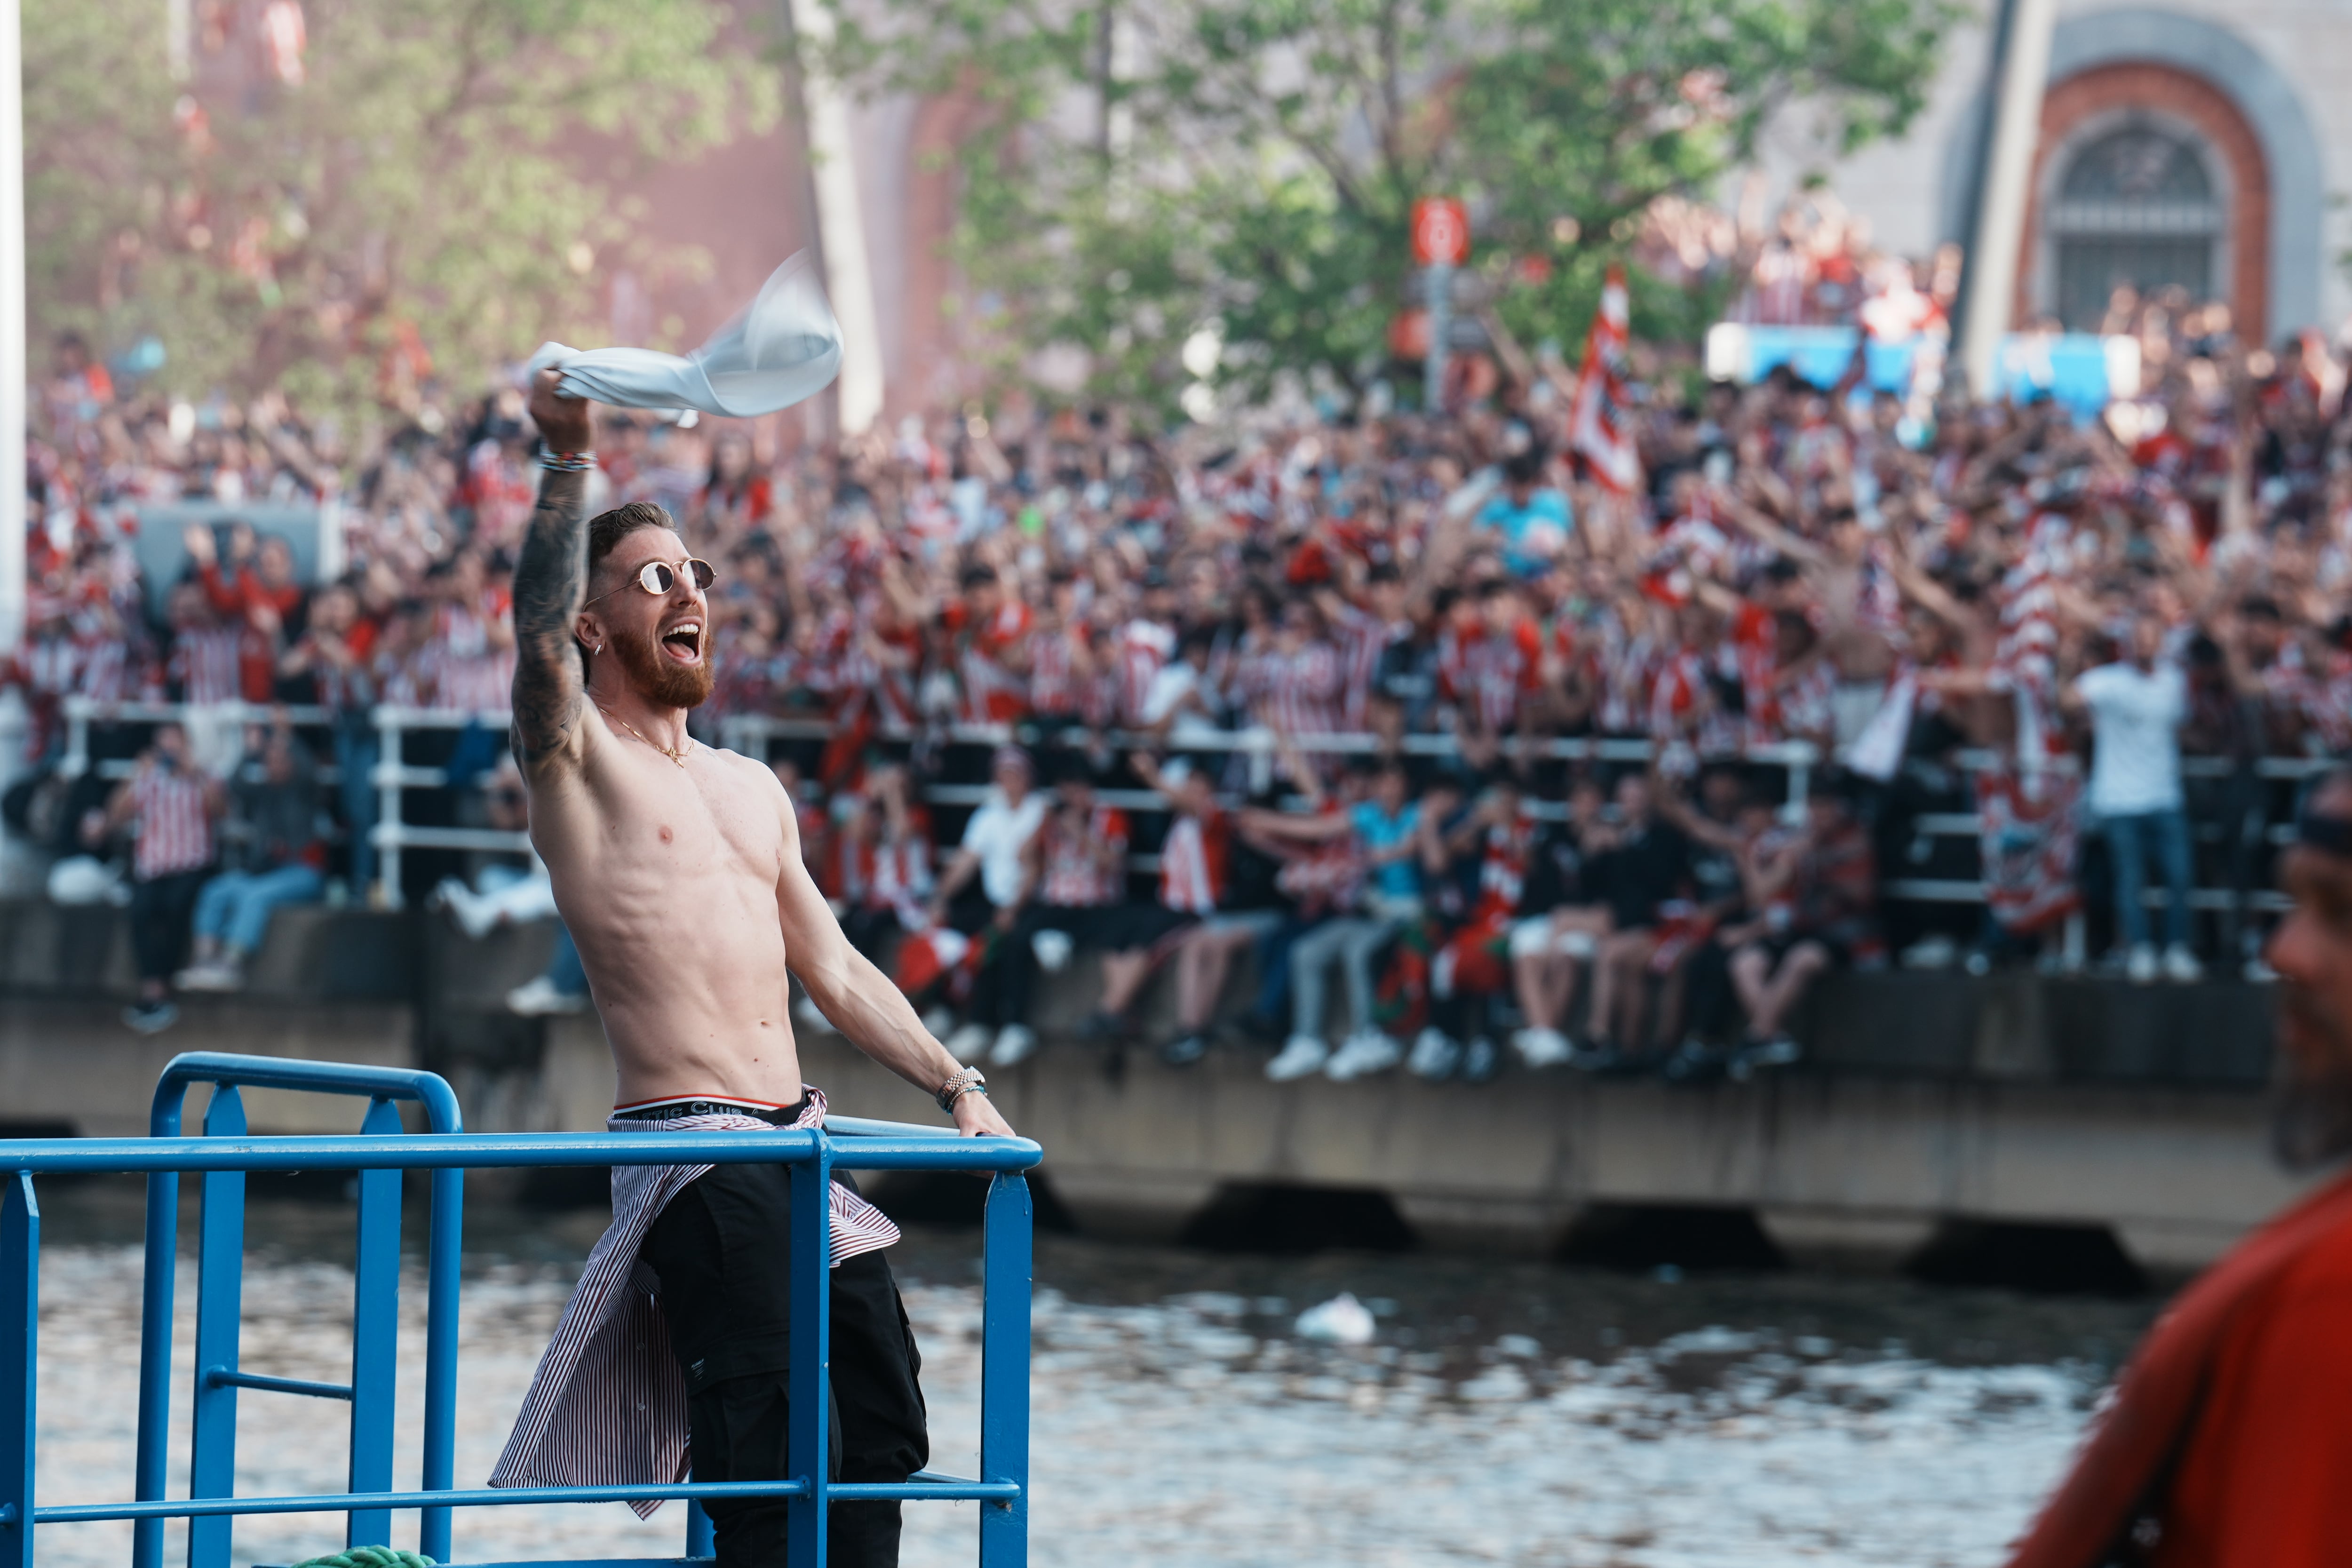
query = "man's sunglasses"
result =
(584, 558, 717, 606)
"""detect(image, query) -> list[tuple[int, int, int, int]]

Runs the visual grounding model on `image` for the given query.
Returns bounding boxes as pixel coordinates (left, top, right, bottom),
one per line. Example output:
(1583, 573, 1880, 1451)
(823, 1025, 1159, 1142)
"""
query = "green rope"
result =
(286, 1548, 437, 1568)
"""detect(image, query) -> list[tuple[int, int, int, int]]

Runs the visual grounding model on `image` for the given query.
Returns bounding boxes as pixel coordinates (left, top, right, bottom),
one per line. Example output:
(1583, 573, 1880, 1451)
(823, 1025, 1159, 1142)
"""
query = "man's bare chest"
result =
(591, 756, 784, 883)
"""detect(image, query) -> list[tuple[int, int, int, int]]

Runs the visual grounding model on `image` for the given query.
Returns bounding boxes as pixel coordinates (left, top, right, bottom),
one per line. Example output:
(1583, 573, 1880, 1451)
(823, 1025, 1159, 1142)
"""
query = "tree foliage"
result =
(26, 0, 777, 417)
(826, 0, 1951, 413)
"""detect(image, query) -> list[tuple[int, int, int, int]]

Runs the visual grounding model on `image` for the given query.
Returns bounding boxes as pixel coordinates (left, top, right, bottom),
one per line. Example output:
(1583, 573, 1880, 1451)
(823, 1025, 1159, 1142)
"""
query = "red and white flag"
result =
(1569, 265, 1642, 495)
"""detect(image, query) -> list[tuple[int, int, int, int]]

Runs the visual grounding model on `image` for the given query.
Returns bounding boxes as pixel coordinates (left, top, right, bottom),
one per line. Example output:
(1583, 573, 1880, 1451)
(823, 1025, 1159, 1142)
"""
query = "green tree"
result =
(826, 0, 1951, 414)
(25, 0, 778, 417)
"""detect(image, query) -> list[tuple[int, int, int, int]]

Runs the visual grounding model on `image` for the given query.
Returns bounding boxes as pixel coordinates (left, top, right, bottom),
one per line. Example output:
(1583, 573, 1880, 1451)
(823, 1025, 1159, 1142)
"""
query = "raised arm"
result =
(510, 372, 597, 774)
(1726, 499, 1828, 571)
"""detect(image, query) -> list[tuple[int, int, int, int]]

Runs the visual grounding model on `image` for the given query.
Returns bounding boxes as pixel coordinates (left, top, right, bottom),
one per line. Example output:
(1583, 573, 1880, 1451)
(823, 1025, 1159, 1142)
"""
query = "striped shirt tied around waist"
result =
(488, 1087, 900, 1513)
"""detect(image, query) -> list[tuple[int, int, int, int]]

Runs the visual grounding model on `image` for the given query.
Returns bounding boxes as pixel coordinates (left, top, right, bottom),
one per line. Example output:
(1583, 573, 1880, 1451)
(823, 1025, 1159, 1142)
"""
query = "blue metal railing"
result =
(0, 1054, 1042, 1568)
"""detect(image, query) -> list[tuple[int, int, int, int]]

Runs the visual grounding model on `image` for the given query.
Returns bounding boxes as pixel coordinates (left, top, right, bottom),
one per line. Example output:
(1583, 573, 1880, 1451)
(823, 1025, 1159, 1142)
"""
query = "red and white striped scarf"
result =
(488, 1087, 900, 1513)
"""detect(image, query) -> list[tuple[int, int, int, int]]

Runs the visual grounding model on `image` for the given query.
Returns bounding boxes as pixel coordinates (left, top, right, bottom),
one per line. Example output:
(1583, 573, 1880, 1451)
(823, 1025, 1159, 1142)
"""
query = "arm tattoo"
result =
(511, 468, 589, 760)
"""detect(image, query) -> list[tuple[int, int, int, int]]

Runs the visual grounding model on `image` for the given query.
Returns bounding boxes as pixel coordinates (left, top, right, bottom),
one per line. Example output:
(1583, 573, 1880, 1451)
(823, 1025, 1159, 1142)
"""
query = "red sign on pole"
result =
(1411, 198, 1470, 268)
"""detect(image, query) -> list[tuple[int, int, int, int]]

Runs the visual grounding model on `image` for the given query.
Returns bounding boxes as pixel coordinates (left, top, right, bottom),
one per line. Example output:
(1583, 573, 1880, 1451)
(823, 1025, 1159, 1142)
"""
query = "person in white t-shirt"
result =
(925, 746, 1049, 1060)
(2068, 617, 2200, 983)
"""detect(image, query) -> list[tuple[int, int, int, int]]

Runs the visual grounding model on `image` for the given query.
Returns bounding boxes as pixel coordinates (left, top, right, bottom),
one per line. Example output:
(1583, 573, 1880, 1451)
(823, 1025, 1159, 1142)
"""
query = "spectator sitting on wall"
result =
(1580, 770, 1693, 1069)
(1250, 759, 1420, 1082)
(1502, 773, 1616, 1067)
(1725, 775, 1881, 1079)
(1132, 750, 1274, 1067)
(1659, 772, 1784, 1082)
(1034, 756, 1208, 1054)
(2067, 616, 2201, 984)
(1411, 772, 1546, 1083)
(926, 746, 1049, 1063)
(175, 722, 326, 992)
(990, 757, 1138, 1065)
(84, 721, 224, 1035)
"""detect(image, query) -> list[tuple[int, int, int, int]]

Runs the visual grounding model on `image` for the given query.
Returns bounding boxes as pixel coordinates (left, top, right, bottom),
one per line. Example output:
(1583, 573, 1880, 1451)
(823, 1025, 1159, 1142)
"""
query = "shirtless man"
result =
(491, 374, 1013, 1568)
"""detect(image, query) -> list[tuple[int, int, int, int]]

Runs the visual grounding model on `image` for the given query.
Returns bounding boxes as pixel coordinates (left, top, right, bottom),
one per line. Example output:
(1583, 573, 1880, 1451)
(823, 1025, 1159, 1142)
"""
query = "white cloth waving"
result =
(527, 251, 842, 417)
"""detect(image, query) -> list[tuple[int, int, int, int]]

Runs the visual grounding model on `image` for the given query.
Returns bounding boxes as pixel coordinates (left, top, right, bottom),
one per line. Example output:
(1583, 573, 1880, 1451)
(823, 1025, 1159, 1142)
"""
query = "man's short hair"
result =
(588, 502, 675, 578)
(961, 565, 998, 592)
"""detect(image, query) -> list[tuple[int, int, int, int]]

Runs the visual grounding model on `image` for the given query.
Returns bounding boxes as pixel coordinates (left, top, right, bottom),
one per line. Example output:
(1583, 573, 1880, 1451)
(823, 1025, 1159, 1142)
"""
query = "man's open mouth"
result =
(661, 621, 703, 663)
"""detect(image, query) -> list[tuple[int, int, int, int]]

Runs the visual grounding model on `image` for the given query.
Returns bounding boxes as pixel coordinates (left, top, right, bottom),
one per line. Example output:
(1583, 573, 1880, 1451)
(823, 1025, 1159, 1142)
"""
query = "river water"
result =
(26, 1187, 2162, 1568)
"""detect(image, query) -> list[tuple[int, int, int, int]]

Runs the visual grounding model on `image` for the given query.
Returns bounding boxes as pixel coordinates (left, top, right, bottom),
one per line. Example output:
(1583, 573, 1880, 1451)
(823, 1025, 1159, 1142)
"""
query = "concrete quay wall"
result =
(0, 900, 2302, 1269)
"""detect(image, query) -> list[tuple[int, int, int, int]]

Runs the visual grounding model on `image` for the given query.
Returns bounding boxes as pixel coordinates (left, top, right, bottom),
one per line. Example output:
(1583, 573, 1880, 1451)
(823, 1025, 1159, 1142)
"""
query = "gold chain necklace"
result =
(596, 704, 692, 767)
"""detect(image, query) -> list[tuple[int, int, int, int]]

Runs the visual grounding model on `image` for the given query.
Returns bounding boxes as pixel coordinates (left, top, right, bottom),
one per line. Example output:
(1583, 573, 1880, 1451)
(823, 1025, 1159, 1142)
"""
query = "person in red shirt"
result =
(2005, 767, 2352, 1568)
(947, 564, 1033, 724)
(185, 522, 305, 702)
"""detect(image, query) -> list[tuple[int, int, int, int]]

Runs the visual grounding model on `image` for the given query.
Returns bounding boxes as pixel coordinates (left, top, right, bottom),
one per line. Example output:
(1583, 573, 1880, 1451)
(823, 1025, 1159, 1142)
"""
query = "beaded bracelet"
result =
(540, 448, 597, 472)
(935, 1065, 988, 1114)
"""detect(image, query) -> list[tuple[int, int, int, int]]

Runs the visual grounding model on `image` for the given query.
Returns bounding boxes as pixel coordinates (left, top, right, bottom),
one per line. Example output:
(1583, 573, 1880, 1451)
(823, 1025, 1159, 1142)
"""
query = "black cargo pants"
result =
(644, 1159, 927, 1568)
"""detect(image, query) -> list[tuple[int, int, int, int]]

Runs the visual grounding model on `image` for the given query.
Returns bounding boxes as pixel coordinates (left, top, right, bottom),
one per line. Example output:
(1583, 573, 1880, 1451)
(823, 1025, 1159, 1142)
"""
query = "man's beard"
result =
(607, 622, 714, 710)
(2271, 982, 2352, 1171)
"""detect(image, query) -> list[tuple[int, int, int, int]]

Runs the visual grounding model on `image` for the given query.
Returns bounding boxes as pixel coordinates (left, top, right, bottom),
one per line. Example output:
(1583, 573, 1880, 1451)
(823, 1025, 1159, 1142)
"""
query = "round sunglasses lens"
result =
(689, 559, 717, 589)
(638, 562, 677, 593)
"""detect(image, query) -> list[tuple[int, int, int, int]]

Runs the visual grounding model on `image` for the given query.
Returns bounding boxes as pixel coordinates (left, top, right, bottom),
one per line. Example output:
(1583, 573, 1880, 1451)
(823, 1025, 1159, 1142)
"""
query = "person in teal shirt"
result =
(1476, 453, 1573, 578)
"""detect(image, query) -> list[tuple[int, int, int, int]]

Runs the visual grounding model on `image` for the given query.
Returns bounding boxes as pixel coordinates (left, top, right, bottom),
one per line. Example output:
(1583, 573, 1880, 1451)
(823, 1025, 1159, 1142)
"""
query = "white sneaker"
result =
(1326, 1030, 1403, 1081)
(793, 995, 835, 1033)
(990, 1023, 1039, 1067)
(2126, 943, 2159, 985)
(1408, 1027, 1462, 1080)
(506, 976, 587, 1016)
(2162, 944, 2204, 984)
(2245, 955, 2280, 984)
(440, 879, 500, 940)
(1900, 933, 1957, 971)
(946, 1022, 993, 1062)
(1266, 1035, 1331, 1082)
(173, 960, 244, 992)
(1513, 1026, 1573, 1068)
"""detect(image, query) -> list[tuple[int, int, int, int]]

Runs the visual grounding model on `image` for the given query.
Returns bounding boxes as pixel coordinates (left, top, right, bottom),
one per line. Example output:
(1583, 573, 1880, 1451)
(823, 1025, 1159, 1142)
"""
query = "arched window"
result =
(2048, 126, 2224, 329)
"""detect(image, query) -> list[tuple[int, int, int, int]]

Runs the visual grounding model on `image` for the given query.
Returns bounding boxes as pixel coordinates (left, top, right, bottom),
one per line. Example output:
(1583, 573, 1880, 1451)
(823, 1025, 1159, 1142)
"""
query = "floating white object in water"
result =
(1295, 1292, 1376, 1345)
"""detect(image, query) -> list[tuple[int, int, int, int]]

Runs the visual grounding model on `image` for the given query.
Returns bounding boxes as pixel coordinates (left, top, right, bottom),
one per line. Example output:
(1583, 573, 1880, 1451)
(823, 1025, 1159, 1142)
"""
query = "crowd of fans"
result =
(13, 252, 2352, 1066)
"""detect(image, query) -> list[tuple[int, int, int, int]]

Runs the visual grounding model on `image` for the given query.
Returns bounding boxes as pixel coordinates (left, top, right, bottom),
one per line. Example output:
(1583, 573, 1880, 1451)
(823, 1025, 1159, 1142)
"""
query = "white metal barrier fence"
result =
(49, 697, 2336, 921)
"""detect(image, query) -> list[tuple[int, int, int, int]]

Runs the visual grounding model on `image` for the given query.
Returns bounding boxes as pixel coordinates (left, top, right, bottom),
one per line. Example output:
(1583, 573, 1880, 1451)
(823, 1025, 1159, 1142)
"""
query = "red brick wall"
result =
(2018, 62, 2270, 339)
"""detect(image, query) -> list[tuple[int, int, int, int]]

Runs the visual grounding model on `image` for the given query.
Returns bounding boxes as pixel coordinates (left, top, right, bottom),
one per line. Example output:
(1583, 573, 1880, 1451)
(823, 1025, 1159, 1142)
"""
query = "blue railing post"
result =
(419, 1160, 463, 1563)
(686, 1498, 716, 1558)
(787, 1143, 833, 1568)
(134, 1086, 190, 1568)
(346, 1097, 404, 1548)
(187, 1085, 247, 1568)
(0, 1173, 40, 1568)
(978, 1175, 1032, 1568)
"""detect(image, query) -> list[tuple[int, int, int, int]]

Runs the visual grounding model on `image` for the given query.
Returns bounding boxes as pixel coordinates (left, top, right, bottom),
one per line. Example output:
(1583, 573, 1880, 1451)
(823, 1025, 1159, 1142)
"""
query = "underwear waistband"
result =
(614, 1094, 808, 1124)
